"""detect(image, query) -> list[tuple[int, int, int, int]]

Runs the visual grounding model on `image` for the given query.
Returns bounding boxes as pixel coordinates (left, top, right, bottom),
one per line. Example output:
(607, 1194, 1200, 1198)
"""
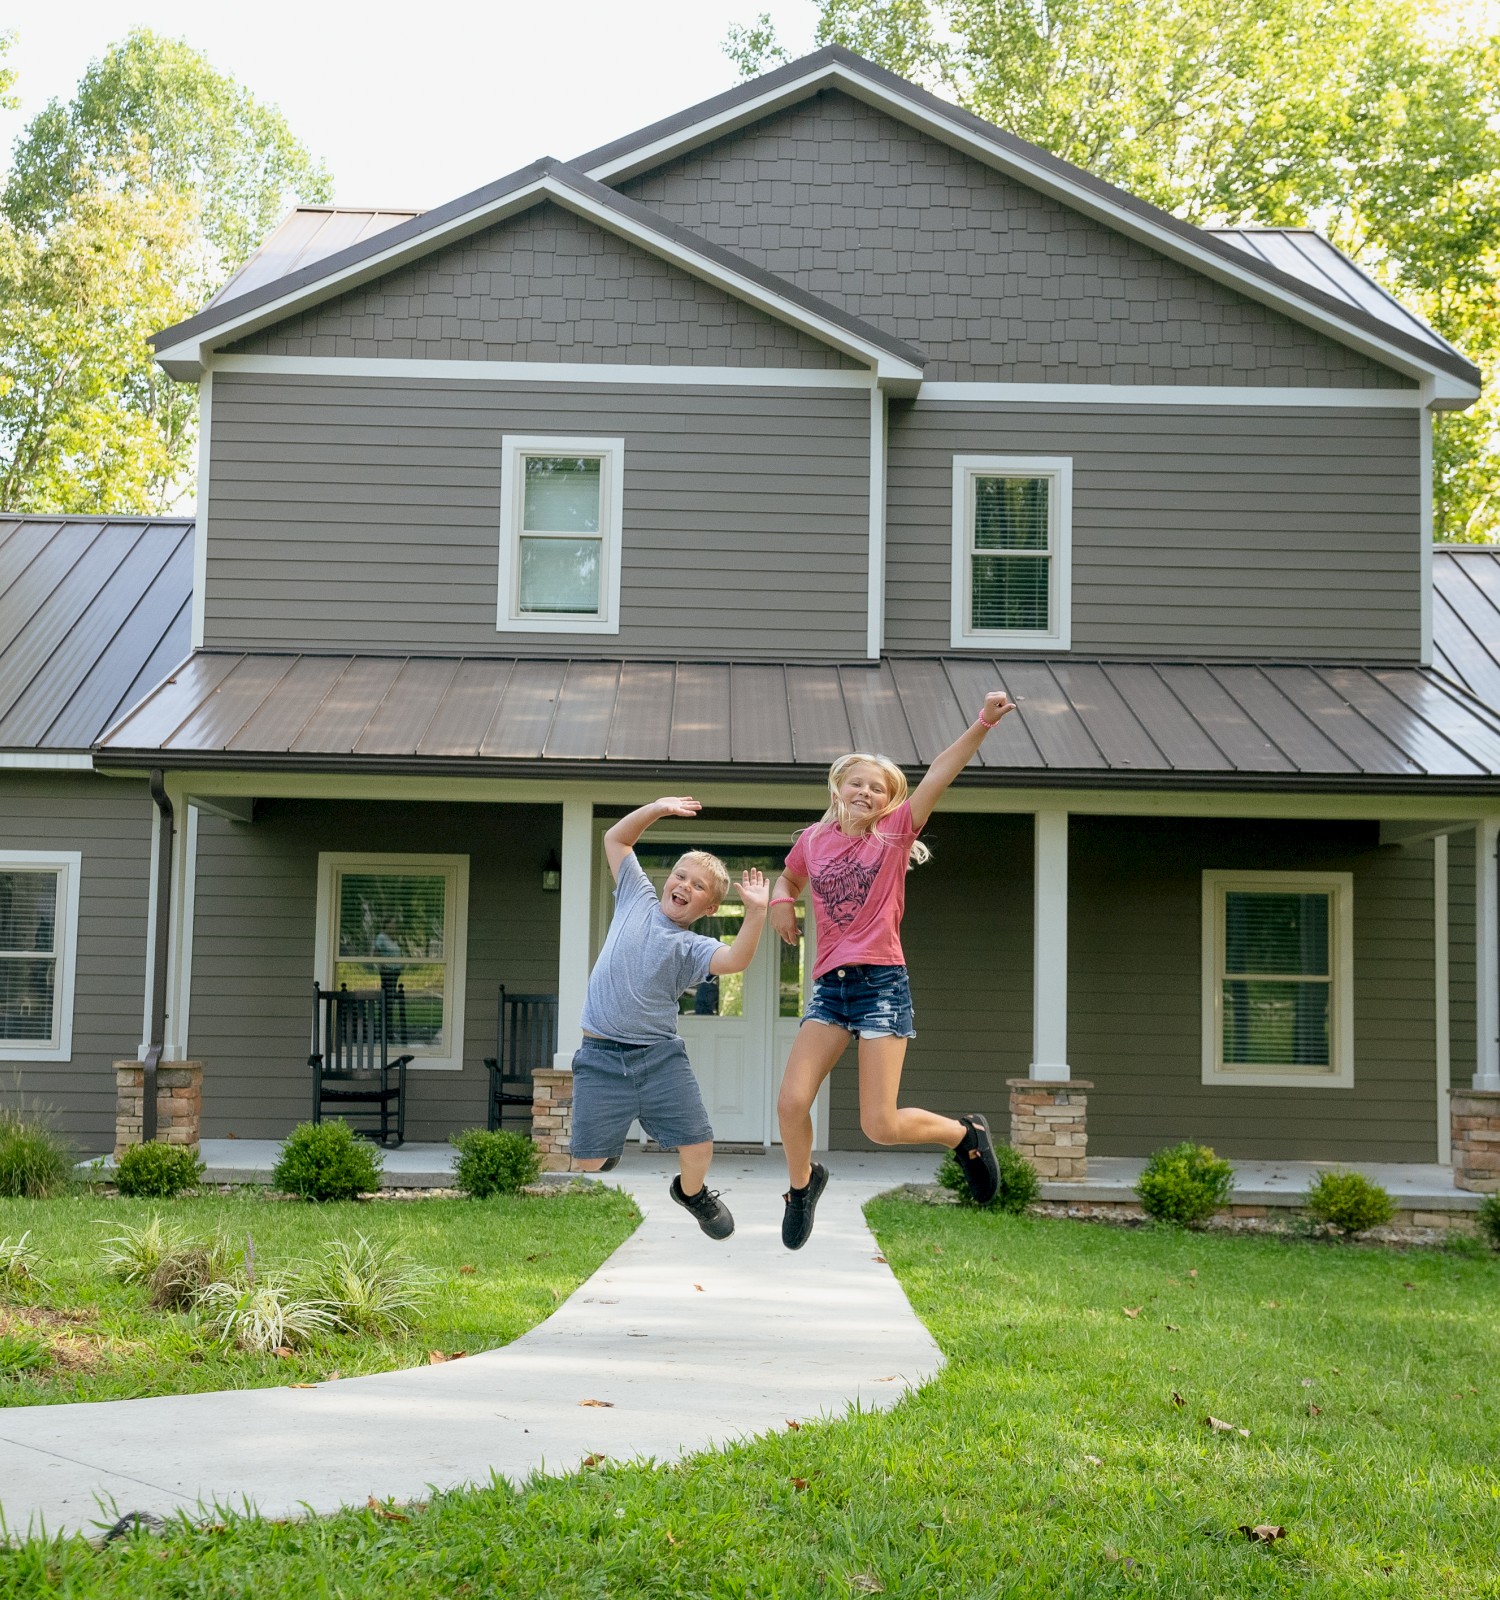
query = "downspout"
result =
(144, 770, 175, 1142)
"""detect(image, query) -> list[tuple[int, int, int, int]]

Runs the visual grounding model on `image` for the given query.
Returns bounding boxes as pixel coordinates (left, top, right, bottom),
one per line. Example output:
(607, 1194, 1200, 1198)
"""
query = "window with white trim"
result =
(314, 854, 469, 1071)
(950, 455, 1071, 650)
(1202, 871, 1354, 1088)
(0, 852, 81, 1062)
(497, 435, 625, 634)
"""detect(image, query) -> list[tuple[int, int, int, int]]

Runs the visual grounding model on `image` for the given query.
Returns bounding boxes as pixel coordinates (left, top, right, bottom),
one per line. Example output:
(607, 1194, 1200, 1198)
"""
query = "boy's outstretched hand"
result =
(654, 796, 702, 817)
(735, 867, 769, 912)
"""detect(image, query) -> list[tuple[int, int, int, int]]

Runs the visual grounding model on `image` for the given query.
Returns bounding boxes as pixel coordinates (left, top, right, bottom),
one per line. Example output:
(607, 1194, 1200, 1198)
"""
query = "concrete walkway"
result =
(0, 1152, 942, 1540)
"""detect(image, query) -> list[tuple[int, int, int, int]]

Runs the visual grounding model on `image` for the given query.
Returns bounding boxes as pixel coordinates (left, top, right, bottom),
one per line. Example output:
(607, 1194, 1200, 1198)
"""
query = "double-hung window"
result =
(497, 435, 625, 634)
(950, 455, 1071, 650)
(1201, 871, 1354, 1088)
(0, 852, 81, 1062)
(314, 854, 469, 1071)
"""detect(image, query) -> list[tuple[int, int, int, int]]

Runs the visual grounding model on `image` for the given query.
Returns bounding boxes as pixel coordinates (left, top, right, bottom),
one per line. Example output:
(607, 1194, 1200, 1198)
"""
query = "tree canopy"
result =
(728, 0, 1500, 540)
(0, 29, 330, 515)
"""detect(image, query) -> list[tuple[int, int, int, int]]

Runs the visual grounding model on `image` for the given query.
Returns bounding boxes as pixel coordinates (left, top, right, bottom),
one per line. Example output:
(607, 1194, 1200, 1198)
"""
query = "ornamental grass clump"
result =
(1304, 1168, 1396, 1235)
(936, 1142, 1041, 1214)
(113, 1140, 205, 1199)
(197, 1273, 337, 1352)
(148, 1233, 240, 1311)
(0, 1231, 47, 1296)
(1134, 1141, 1235, 1227)
(303, 1234, 429, 1335)
(272, 1120, 383, 1202)
(0, 1109, 73, 1198)
(450, 1128, 542, 1198)
(99, 1214, 193, 1285)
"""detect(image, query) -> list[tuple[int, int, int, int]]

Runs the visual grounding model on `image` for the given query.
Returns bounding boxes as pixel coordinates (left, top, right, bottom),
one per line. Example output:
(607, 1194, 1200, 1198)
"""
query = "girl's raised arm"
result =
(908, 690, 1015, 828)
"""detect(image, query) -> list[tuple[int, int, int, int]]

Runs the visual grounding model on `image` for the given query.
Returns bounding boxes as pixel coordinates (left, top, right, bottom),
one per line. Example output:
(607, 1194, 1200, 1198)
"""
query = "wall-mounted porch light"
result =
(541, 848, 562, 893)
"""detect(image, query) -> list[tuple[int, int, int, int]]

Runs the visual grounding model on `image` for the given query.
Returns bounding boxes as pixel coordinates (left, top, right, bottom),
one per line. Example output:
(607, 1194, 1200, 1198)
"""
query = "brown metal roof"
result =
(93, 650, 1500, 790)
(206, 207, 423, 309)
(1434, 546, 1500, 708)
(0, 517, 193, 752)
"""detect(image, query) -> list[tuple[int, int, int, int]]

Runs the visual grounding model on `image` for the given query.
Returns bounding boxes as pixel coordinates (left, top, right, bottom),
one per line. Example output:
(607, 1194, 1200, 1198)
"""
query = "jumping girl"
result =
(769, 689, 1016, 1249)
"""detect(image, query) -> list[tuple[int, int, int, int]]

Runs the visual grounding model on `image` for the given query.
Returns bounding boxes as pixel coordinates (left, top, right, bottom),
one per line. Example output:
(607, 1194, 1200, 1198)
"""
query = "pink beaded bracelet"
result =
(770, 895, 798, 907)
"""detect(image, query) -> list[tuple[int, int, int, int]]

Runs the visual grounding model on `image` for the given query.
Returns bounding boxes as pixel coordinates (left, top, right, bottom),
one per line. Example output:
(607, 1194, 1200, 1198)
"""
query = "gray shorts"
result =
(569, 1035, 713, 1159)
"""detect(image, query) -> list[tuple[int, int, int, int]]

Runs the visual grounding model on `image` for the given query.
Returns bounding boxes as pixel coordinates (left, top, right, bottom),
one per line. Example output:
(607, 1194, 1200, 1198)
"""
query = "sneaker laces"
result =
(682, 1183, 723, 1213)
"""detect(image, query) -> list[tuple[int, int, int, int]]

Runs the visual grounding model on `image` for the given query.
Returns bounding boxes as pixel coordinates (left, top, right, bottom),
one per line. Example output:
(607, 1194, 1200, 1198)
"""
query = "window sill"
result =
(496, 615, 621, 636)
(1202, 1067, 1354, 1089)
(949, 630, 1070, 652)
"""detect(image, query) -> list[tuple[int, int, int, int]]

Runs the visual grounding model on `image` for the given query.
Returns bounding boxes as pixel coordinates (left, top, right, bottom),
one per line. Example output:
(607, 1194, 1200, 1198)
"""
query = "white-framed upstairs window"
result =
(950, 455, 1072, 650)
(0, 851, 81, 1062)
(497, 435, 625, 634)
(1201, 871, 1354, 1089)
(314, 853, 469, 1072)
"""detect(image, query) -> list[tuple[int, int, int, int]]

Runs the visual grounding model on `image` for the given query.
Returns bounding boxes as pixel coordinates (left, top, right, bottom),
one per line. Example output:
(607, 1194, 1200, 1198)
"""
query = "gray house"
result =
(3, 47, 1498, 1179)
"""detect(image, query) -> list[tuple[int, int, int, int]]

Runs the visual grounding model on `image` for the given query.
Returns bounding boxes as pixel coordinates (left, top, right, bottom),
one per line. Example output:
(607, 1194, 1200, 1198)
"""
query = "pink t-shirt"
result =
(786, 799, 923, 979)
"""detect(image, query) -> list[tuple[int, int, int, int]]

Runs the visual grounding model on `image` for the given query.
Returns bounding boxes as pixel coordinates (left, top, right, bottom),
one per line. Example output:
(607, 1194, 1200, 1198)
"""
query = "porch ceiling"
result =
(92, 650, 1500, 790)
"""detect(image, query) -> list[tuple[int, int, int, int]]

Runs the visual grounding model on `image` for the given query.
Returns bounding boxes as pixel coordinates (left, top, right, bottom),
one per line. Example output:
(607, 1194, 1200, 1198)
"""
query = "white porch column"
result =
(553, 796, 594, 1068)
(1476, 818, 1500, 1091)
(1031, 807, 1071, 1081)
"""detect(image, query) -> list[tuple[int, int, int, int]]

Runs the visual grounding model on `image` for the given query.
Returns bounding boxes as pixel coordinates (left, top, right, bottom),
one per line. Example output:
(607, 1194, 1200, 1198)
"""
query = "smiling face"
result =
(835, 761, 893, 829)
(659, 856, 723, 926)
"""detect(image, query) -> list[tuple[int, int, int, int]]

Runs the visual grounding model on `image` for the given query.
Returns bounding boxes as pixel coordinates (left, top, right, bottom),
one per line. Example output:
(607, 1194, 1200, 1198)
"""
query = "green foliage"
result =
(0, 1109, 73, 1197)
(272, 1121, 383, 1202)
(450, 1129, 542, 1199)
(729, 0, 1500, 540)
(1134, 1141, 1235, 1226)
(302, 1235, 429, 1336)
(0, 1329, 47, 1375)
(196, 1272, 336, 1352)
(113, 1140, 204, 1199)
(0, 1230, 47, 1294)
(146, 1234, 239, 1310)
(935, 1141, 1040, 1214)
(99, 1214, 193, 1284)
(1478, 1193, 1500, 1250)
(1303, 1168, 1397, 1234)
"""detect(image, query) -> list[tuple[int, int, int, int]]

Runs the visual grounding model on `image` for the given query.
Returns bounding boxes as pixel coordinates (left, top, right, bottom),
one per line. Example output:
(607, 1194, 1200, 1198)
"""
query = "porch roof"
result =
(92, 649, 1500, 791)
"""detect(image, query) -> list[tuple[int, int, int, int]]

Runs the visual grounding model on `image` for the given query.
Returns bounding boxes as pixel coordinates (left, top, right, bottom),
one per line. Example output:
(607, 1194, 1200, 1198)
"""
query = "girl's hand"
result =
(979, 690, 1015, 727)
(770, 900, 800, 946)
(654, 796, 701, 817)
(736, 868, 769, 911)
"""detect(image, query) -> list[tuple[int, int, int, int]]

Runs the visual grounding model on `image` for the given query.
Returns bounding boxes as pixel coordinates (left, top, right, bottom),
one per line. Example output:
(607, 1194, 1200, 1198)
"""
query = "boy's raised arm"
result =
(709, 869, 770, 975)
(908, 690, 1016, 829)
(603, 796, 701, 880)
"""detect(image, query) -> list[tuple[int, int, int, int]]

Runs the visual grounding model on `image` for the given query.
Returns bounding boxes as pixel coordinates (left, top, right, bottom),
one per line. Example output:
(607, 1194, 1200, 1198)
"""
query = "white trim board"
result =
(916, 383, 1428, 408)
(867, 388, 887, 659)
(191, 372, 211, 650)
(209, 354, 874, 389)
(0, 753, 93, 771)
(1435, 833, 1451, 1163)
(0, 850, 82, 1064)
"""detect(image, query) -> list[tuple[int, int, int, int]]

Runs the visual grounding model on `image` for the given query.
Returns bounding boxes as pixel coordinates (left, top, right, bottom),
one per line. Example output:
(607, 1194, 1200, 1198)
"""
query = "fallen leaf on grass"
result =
(872, 1254, 888, 1264)
(1084, 1455, 1103, 1466)
(849, 1577, 885, 1594)
(550, 1289, 559, 1300)
(1171, 1391, 1185, 1408)
(1300, 1378, 1314, 1387)
(1122, 1307, 1142, 1319)
(786, 1420, 802, 1431)
(578, 1398, 615, 1408)
(692, 1283, 704, 1293)
(1262, 1300, 1282, 1309)
(1205, 1416, 1250, 1437)
(367, 1497, 408, 1523)
(873, 1375, 899, 1382)
(1307, 1404, 1322, 1416)
(931, 1245, 944, 1255)
(791, 1477, 809, 1491)
(428, 1350, 466, 1365)
(666, 1530, 677, 1545)
(1403, 1282, 1417, 1291)
(1188, 1269, 1198, 1279)
(325, 1371, 340, 1382)
(459, 1265, 476, 1275)
(1238, 1524, 1287, 1543)
(272, 1346, 294, 1359)
(581, 1454, 604, 1468)
(1165, 1323, 1180, 1332)
(287, 1383, 317, 1390)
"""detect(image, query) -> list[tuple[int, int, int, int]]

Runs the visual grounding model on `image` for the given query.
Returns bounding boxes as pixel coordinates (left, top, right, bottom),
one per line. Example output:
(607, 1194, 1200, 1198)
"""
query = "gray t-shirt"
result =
(579, 852, 722, 1044)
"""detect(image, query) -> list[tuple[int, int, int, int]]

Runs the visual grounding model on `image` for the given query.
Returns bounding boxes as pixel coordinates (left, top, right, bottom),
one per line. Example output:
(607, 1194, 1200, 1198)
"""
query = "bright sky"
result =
(0, 1, 822, 210)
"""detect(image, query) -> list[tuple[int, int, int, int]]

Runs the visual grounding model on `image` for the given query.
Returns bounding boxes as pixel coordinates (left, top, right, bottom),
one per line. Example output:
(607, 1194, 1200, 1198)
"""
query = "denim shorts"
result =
(804, 963, 916, 1039)
(569, 1035, 713, 1159)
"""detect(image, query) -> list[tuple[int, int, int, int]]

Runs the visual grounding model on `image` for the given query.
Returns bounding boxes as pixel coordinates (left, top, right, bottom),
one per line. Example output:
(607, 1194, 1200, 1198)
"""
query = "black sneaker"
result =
(599, 1155, 620, 1173)
(781, 1162, 829, 1250)
(670, 1176, 735, 1240)
(954, 1114, 1000, 1206)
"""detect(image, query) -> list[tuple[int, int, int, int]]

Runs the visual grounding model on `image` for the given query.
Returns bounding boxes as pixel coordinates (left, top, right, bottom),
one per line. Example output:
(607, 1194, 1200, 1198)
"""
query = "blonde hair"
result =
(818, 753, 931, 867)
(677, 849, 731, 906)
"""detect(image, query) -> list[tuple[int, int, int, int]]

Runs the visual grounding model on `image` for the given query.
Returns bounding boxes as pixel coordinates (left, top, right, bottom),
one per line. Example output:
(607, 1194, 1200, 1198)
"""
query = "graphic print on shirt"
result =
(811, 856, 880, 929)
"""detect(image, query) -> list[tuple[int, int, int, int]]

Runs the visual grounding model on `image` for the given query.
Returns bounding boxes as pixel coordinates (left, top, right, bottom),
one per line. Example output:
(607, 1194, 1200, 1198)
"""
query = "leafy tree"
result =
(727, 1, 1500, 539)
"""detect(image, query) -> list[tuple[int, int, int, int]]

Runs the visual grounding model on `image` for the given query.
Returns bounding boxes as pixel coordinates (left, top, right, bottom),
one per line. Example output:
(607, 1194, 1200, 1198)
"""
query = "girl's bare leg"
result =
(777, 1020, 850, 1188)
(856, 1035, 966, 1147)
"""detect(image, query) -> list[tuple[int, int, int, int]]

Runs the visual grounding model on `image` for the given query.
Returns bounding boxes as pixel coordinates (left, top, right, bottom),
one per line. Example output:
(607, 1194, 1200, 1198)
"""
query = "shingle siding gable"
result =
(620, 91, 1413, 389)
(225, 201, 859, 368)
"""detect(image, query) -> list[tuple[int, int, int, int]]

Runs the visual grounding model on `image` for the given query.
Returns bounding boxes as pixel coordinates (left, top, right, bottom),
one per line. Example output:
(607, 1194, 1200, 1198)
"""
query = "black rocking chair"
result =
(309, 981, 414, 1147)
(483, 987, 558, 1132)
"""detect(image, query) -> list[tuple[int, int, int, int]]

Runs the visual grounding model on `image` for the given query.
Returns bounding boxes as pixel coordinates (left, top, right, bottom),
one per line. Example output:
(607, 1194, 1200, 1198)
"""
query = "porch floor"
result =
(187, 1141, 1480, 1211)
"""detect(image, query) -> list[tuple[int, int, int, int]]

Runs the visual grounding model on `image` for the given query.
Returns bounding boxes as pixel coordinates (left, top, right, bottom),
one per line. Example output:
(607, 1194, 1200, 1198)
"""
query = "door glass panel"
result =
(680, 904, 745, 1018)
(779, 906, 807, 1018)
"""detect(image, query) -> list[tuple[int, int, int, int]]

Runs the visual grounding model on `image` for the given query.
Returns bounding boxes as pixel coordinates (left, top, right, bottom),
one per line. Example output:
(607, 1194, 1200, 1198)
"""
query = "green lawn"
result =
(6, 1198, 1499, 1598)
(0, 1185, 639, 1404)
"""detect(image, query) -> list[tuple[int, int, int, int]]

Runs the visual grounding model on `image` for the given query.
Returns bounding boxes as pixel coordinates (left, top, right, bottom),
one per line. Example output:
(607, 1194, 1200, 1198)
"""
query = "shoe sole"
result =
(959, 1114, 1000, 1205)
(782, 1163, 829, 1250)
(670, 1182, 735, 1240)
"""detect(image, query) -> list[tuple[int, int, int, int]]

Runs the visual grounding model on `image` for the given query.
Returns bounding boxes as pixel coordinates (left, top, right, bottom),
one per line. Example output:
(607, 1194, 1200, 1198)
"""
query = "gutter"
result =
(142, 770, 174, 1142)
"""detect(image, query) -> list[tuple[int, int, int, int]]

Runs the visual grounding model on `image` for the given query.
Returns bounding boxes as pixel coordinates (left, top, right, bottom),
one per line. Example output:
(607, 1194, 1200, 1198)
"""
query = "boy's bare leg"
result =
(676, 1138, 714, 1196)
(777, 1020, 850, 1188)
(856, 1035, 966, 1147)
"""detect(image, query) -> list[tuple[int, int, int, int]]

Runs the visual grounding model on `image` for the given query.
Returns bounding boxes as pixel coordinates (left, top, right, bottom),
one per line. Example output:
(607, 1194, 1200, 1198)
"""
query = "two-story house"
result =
(3, 47, 1497, 1179)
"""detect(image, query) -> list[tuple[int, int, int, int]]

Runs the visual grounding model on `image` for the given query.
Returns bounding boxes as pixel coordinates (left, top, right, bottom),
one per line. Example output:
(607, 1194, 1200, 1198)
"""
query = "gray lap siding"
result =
(204, 374, 870, 659)
(188, 800, 560, 1141)
(886, 402, 1422, 661)
(0, 773, 152, 1153)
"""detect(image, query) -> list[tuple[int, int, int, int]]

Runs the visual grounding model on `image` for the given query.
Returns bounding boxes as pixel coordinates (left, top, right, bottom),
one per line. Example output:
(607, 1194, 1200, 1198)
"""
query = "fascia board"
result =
(583, 51, 1480, 394)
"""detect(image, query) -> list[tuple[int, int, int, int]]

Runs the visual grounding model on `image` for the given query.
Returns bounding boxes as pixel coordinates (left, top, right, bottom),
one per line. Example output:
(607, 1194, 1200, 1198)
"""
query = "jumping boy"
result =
(569, 796, 769, 1239)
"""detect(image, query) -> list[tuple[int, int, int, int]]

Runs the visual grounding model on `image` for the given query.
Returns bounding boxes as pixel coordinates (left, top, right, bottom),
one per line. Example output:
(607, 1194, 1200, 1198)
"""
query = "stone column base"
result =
(115, 1061, 203, 1157)
(531, 1067, 574, 1172)
(1007, 1078, 1093, 1181)
(1451, 1085, 1500, 1192)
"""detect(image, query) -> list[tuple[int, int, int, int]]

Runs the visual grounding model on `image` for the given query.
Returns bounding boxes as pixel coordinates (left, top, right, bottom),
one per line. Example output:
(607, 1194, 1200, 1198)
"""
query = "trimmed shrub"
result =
(272, 1121, 382, 1202)
(1134, 1142, 1235, 1227)
(304, 1234, 429, 1335)
(1304, 1169, 1396, 1235)
(936, 1142, 1041, 1215)
(1477, 1193, 1500, 1251)
(0, 1111, 73, 1198)
(114, 1141, 204, 1199)
(450, 1128, 542, 1198)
